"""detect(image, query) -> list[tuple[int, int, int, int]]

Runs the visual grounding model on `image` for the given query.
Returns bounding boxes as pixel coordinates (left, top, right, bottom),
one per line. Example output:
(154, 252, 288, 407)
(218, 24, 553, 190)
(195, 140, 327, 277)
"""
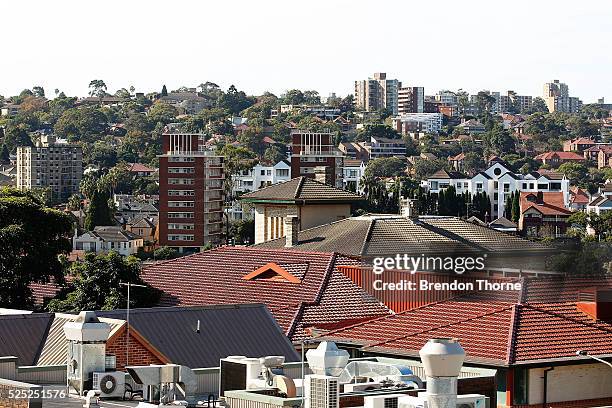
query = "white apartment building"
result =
(425, 159, 570, 219)
(233, 161, 291, 195)
(229, 160, 292, 221)
(392, 113, 443, 135)
(17, 135, 83, 201)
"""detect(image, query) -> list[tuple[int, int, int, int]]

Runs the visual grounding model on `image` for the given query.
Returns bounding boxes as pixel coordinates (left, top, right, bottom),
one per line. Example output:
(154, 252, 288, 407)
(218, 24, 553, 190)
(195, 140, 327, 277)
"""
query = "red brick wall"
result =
(106, 328, 164, 371)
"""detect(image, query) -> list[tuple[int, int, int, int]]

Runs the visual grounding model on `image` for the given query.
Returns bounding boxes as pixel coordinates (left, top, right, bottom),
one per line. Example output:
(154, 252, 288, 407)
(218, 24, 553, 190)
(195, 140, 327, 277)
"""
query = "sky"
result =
(1, 0, 611, 103)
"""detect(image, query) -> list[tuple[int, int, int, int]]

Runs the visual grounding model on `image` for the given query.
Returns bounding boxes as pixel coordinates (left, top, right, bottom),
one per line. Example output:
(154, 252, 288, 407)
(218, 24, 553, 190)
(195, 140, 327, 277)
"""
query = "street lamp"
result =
(119, 282, 147, 367)
(576, 350, 612, 369)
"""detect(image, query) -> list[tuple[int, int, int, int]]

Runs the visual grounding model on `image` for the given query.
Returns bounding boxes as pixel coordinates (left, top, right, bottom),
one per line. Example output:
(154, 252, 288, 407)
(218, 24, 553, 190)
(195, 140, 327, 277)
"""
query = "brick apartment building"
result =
(158, 130, 224, 250)
(290, 129, 343, 188)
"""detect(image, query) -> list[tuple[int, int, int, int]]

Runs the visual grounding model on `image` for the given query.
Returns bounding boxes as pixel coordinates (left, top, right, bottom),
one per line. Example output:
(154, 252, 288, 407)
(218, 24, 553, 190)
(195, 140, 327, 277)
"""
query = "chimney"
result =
(577, 288, 612, 321)
(400, 198, 419, 218)
(419, 338, 465, 408)
(285, 216, 299, 247)
(536, 191, 544, 204)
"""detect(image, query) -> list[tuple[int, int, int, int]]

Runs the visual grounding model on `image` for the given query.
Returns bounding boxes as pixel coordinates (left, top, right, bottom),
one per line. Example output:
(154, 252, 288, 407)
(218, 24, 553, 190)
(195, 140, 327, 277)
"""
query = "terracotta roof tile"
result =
(141, 247, 389, 341)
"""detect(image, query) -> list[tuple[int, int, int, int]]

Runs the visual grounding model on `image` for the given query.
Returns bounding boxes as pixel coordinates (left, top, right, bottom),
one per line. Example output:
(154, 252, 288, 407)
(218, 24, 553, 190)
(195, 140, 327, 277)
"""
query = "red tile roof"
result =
(129, 163, 156, 173)
(320, 277, 612, 366)
(520, 192, 572, 216)
(141, 246, 390, 341)
(570, 187, 590, 204)
(534, 151, 585, 161)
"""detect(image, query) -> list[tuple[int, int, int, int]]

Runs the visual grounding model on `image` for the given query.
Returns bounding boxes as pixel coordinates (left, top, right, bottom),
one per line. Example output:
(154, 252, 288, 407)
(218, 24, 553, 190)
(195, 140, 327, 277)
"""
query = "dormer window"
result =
(243, 262, 301, 283)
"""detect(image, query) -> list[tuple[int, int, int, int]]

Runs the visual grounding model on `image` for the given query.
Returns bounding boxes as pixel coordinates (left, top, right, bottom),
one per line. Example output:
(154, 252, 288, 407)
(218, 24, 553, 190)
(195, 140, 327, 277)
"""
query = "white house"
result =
(343, 159, 366, 192)
(229, 160, 292, 220)
(425, 159, 570, 219)
(73, 226, 144, 256)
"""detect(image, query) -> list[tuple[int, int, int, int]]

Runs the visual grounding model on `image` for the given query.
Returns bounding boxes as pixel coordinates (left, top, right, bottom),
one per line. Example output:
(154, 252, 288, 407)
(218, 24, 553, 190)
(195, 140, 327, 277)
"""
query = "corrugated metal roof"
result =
(98, 304, 300, 369)
(37, 314, 124, 366)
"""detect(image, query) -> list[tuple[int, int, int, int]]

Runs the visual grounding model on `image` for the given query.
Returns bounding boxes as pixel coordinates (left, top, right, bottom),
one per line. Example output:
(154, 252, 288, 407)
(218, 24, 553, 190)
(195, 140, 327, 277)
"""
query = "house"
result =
(125, 216, 157, 248)
(448, 152, 465, 172)
(534, 151, 586, 166)
(519, 191, 572, 237)
(569, 186, 591, 211)
(128, 163, 157, 177)
(594, 145, 612, 168)
(0, 305, 299, 371)
(158, 92, 210, 114)
(488, 216, 518, 233)
(338, 142, 370, 162)
(255, 214, 553, 270)
(563, 137, 596, 152)
(342, 159, 366, 192)
(318, 278, 612, 408)
(72, 226, 144, 256)
(141, 246, 390, 342)
(426, 160, 571, 220)
(240, 177, 363, 244)
(364, 136, 407, 158)
(586, 193, 612, 215)
(457, 119, 486, 134)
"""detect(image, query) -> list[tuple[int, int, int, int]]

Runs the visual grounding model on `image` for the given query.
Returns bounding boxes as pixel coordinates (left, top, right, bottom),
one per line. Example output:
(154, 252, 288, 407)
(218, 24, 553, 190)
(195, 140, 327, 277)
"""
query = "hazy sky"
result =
(2, 0, 611, 102)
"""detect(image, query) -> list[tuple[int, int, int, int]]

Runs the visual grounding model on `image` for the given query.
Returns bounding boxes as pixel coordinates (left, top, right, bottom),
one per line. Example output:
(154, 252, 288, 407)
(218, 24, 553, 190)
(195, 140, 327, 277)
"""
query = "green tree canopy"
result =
(364, 157, 407, 178)
(0, 188, 72, 308)
(46, 252, 158, 312)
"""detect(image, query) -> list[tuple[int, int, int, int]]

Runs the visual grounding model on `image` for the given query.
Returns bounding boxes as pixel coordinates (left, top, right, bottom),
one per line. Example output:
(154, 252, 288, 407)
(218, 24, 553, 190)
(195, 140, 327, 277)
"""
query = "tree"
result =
(153, 246, 179, 260)
(217, 85, 255, 114)
(32, 86, 45, 98)
(0, 145, 9, 163)
(0, 188, 72, 308)
(476, 91, 496, 114)
(88, 79, 107, 98)
(557, 162, 589, 185)
(84, 189, 114, 231)
(463, 152, 486, 174)
(511, 191, 520, 223)
(263, 145, 286, 164)
(3, 124, 33, 153)
(218, 144, 258, 199)
(54, 107, 107, 141)
(46, 252, 158, 312)
(529, 97, 549, 114)
(148, 102, 178, 125)
(364, 157, 407, 178)
(356, 124, 401, 142)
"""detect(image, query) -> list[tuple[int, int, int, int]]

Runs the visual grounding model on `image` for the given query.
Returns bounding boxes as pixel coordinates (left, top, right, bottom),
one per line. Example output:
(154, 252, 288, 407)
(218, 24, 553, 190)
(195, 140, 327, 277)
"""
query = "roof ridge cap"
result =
(295, 177, 306, 199)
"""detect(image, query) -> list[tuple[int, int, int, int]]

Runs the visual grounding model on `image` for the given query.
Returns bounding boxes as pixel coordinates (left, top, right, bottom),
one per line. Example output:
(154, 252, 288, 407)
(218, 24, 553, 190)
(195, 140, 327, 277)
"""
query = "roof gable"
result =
(243, 262, 302, 283)
(240, 177, 363, 203)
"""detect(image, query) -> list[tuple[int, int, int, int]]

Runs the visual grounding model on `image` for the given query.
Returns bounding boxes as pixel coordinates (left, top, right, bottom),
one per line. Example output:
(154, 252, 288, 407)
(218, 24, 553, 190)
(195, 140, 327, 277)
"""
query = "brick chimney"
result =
(285, 216, 299, 248)
(577, 288, 612, 321)
(536, 191, 544, 204)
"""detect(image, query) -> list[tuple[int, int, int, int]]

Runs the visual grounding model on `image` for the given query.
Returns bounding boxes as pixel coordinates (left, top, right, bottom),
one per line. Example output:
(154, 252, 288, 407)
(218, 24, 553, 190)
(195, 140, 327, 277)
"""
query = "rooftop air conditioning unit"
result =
(456, 394, 487, 408)
(93, 371, 125, 399)
(364, 394, 404, 408)
(305, 375, 339, 408)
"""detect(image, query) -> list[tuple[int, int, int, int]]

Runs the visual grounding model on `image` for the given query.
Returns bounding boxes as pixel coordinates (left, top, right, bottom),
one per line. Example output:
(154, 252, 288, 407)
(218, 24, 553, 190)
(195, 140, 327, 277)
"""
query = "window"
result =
(167, 234, 194, 241)
(168, 201, 194, 208)
(537, 183, 548, 190)
(494, 167, 502, 176)
(276, 169, 289, 177)
(550, 182, 562, 190)
(260, 170, 266, 175)
(522, 183, 527, 189)
(168, 212, 194, 219)
(168, 167, 195, 174)
(168, 190, 195, 196)
(168, 223, 195, 230)
(503, 183, 510, 193)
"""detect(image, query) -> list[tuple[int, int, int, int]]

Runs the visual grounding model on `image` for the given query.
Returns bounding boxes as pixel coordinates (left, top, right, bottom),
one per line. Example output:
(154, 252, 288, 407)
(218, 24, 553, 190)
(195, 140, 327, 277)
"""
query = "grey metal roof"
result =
(241, 177, 363, 203)
(92, 226, 142, 242)
(256, 215, 550, 256)
(0, 313, 53, 365)
(97, 304, 300, 369)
